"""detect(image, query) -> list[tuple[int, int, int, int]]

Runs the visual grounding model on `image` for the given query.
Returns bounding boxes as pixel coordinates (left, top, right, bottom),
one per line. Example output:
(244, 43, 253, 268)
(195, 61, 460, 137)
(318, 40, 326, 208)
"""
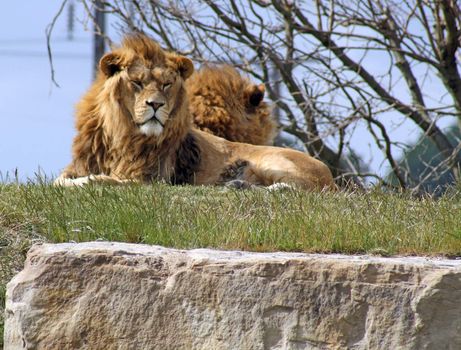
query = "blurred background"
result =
(1, 1, 460, 194)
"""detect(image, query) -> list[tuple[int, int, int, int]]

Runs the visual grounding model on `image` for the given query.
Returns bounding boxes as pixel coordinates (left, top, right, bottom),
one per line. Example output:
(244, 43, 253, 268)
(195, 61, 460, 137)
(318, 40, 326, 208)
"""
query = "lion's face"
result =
(99, 43, 194, 139)
(123, 63, 182, 137)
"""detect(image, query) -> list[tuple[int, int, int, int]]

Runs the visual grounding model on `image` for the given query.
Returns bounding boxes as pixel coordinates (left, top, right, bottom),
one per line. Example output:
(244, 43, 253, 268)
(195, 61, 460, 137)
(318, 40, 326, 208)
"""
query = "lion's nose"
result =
(146, 100, 165, 111)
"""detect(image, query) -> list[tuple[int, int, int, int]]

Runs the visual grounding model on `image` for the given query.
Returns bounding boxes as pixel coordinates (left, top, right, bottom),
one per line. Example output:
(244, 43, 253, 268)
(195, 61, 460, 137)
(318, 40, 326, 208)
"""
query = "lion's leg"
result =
(54, 174, 93, 187)
(54, 174, 131, 187)
(53, 161, 93, 187)
(243, 154, 321, 190)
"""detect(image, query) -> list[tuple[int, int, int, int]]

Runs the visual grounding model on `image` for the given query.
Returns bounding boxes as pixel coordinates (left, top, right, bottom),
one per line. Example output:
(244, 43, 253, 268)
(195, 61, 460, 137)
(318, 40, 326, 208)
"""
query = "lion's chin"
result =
(139, 120, 164, 137)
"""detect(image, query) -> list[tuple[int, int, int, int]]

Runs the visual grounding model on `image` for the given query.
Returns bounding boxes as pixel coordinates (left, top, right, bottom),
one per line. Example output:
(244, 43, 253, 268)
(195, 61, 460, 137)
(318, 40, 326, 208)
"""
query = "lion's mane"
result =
(187, 65, 277, 145)
(62, 35, 198, 183)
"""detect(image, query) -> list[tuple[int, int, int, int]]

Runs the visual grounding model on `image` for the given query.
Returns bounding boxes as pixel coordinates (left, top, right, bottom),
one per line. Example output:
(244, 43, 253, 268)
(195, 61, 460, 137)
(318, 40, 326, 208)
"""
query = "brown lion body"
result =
(187, 65, 277, 145)
(56, 35, 334, 191)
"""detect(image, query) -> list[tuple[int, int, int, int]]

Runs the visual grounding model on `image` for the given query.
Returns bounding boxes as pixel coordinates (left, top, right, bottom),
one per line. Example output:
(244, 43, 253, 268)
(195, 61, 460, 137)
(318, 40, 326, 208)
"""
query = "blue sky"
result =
(0, 1, 93, 180)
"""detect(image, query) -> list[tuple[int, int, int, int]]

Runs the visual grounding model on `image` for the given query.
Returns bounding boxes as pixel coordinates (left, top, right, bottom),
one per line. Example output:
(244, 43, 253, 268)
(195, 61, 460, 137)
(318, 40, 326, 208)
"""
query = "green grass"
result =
(2, 181, 461, 254)
(1, 181, 461, 343)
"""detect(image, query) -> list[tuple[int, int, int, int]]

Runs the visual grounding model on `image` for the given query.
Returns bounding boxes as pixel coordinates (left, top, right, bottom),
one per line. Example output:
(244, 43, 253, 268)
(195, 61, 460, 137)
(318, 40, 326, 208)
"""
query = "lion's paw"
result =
(54, 175, 93, 187)
(224, 179, 255, 190)
(266, 182, 296, 192)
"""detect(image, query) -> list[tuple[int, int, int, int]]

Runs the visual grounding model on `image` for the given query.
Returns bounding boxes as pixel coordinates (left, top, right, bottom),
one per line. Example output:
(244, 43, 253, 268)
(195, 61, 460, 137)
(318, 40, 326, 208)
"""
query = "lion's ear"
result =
(100, 53, 123, 77)
(244, 83, 265, 108)
(169, 55, 194, 80)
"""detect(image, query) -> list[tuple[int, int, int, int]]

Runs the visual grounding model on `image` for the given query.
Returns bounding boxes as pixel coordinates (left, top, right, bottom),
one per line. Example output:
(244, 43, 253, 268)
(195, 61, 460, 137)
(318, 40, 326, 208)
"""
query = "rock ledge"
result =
(5, 242, 461, 349)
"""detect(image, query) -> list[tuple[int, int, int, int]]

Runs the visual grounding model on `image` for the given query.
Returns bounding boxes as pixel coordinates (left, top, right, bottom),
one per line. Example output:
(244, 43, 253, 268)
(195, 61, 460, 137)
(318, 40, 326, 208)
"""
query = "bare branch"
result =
(46, 0, 69, 88)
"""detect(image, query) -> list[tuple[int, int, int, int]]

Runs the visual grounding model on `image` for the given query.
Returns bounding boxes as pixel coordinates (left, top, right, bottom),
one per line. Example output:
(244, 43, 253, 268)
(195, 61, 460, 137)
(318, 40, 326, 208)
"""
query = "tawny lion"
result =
(187, 65, 277, 145)
(55, 34, 334, 191)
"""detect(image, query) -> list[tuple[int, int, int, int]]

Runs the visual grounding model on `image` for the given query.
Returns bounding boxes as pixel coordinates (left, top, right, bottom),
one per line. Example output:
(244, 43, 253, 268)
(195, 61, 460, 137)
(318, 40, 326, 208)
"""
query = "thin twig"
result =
(46, 0, 69, 88)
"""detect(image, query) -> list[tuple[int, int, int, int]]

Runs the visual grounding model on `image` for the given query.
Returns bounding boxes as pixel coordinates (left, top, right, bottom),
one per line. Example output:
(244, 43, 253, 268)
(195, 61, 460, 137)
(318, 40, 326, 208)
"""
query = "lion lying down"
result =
(187, 65, 277, 145)
(55, 34, 335, 191)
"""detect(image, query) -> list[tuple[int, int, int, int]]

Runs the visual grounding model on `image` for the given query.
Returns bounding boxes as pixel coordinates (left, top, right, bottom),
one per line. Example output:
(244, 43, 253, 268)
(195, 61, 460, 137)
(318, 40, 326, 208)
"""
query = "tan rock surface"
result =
(4, 242, 461, 349)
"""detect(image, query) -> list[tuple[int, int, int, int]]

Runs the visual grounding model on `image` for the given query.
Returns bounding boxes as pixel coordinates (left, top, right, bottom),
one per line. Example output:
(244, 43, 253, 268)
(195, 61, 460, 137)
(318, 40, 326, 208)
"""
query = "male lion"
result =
(55, 34, 334, 191)
(187, 65, 277, 145)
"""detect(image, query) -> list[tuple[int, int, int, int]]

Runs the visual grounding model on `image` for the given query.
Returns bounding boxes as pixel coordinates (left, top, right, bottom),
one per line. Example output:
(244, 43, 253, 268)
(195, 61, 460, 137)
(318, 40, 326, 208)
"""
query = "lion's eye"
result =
(131, 80, 143, 90)
(163, 83, 172, 91)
